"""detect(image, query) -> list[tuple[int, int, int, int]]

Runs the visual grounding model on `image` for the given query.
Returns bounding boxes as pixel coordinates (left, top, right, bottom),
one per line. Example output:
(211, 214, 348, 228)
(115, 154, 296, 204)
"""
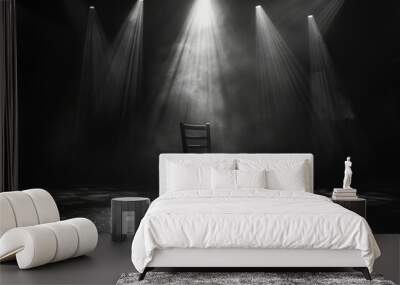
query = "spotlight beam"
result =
(315, 0, 345, 34)
(308, 16, 353, 121)
(76, 7, 109, 137)
(149, 0, 228, 151)
(100, 0, 144, 120)
(308, 15, 354, 156)
(255, 6, 311, 125)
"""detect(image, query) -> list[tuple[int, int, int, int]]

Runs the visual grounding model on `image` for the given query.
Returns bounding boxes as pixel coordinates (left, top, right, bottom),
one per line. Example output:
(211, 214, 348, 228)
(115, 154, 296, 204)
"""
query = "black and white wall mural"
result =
(17, 0, 400, 232)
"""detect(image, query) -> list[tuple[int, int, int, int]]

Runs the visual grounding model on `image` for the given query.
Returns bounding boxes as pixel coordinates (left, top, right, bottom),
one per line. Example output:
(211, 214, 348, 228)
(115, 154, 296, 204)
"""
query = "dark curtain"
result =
(0, 0, 18, 192)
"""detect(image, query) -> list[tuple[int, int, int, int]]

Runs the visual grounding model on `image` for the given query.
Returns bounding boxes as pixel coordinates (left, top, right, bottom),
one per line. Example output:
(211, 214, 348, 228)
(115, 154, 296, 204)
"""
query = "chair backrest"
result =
(180, 122, 211, 153)
(0, 189, 60, 237)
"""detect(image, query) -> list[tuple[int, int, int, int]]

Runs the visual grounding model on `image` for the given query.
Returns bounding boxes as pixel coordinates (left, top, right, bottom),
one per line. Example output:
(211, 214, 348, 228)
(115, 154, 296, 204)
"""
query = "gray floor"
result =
(1, 234, 399, 285)
(0, 234, 133, 285)
(374, 235, 400, 284)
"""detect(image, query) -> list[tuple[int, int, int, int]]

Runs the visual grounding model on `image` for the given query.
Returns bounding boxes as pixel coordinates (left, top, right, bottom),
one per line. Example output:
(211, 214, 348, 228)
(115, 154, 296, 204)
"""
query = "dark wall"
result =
(17, 0, 400, 197)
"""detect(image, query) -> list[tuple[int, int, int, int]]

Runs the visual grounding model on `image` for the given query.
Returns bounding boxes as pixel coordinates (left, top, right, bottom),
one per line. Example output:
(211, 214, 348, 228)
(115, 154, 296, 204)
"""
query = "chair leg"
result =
(354, 267, 371, 280)
(138, 268, 148, 281)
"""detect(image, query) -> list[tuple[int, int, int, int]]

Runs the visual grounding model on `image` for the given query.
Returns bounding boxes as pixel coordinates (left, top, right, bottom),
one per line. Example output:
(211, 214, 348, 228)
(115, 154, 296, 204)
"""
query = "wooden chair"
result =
(180, 122, 211, 153)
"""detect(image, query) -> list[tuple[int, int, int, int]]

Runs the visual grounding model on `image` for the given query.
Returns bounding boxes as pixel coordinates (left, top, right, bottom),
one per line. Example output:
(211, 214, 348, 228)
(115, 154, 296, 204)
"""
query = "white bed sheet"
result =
(131, 190, 380, 273)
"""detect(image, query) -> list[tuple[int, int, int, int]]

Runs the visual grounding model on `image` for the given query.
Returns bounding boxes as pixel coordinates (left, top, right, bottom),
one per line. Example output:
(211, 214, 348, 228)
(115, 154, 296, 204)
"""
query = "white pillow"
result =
(237, 159, 308, 191)
(211, 168, 236, 190)
(236, 169, 267, 189)
(210, 169, 267, 190)
(167, 163, 210, 191)
(166, 159, 235, 192)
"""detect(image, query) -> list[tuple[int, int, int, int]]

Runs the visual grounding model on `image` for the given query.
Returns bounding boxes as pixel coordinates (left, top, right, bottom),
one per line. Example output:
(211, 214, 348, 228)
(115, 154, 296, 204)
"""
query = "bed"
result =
(131, 154, 380, 280)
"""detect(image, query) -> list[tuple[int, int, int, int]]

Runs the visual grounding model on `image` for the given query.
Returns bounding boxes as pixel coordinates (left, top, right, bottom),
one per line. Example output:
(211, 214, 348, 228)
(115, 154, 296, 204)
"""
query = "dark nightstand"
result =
(111, 197, 150, 241)
(332, 197, 366, 219)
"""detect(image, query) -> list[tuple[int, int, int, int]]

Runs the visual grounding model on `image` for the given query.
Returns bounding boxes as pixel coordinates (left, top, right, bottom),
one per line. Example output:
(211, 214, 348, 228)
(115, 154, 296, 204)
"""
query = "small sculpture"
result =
(343, 156, 353, 189)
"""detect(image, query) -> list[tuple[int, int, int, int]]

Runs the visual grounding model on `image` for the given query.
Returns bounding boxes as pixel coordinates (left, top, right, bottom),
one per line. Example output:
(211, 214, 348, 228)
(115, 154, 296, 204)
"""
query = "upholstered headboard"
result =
(159, 153, 314, 195)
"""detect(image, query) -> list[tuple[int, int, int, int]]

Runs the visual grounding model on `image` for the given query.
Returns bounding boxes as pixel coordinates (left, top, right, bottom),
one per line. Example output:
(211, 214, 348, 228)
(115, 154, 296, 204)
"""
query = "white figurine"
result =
(343, 156, 353, 189)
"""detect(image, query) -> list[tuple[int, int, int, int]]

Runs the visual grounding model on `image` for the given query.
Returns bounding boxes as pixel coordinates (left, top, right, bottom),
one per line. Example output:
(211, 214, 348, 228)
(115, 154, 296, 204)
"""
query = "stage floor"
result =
(47, 187, 400, 234)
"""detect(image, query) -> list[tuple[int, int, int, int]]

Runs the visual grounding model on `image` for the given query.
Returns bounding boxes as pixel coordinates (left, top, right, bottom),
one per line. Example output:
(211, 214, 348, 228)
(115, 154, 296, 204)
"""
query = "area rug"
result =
(116, 272, 396, 285)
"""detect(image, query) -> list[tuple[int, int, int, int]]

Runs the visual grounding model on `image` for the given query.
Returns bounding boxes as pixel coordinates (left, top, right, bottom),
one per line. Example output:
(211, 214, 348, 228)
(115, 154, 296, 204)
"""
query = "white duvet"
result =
(131, 190, 380, 273)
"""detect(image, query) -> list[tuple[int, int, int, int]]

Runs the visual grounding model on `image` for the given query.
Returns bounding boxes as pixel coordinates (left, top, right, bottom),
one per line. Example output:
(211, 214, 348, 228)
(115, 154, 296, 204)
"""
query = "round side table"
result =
(111, 197, 150, 242)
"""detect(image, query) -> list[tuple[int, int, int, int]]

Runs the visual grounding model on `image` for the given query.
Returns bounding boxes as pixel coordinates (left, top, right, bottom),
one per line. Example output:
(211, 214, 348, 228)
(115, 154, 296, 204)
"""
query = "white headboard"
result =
(159, 153, 314, 195)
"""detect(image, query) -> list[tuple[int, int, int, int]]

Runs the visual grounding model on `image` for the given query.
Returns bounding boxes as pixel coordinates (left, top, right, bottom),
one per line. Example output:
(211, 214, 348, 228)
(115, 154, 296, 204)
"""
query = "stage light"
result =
(89, 6, 95, 10)
(308, 15, 313, 18)
(196, 0, 212, 26)
(256, 5, 261, 9)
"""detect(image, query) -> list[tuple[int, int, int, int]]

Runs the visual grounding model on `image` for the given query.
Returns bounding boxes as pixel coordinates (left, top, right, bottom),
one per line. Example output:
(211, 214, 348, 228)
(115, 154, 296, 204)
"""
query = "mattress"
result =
(131, 190, 380, 273)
